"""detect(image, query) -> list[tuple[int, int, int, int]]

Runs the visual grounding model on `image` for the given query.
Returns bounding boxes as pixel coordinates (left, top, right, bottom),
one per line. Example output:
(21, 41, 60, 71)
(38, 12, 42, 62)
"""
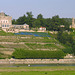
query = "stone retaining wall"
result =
(0, 42, 24, 44)
(0, 59, 75, 64)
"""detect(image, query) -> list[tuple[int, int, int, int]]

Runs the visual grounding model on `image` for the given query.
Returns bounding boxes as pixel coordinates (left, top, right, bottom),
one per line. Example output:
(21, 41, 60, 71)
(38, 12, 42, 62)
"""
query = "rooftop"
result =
(40, 27, 46, 28)
(0, 12, 9, 17)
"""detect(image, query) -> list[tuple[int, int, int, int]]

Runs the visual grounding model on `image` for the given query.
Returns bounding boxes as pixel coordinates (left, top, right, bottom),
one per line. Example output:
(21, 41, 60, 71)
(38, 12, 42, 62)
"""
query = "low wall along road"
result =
(0, 59, 75, 64)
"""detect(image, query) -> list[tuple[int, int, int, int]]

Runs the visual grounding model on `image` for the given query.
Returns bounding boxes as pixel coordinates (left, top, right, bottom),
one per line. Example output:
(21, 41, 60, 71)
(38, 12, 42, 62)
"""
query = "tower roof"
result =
(0, 12, 5, 16)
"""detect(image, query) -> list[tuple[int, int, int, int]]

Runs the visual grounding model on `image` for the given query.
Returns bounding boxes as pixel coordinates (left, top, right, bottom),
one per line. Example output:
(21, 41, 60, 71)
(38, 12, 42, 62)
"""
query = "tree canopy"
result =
(12, 12, 72, 31)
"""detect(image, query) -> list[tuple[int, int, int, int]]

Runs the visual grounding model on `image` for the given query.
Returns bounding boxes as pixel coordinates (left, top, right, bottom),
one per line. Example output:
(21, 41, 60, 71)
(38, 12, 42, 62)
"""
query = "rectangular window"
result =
(2, 25, 4, 27)
(7, 25, 9, 27)
(6, 21, 7, 23)
(3, 21, 5, 23)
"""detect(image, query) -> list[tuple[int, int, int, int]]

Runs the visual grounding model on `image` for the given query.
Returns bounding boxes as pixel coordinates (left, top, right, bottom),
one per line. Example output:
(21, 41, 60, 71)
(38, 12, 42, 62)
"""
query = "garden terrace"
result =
(15, 32, 50, 37)
(25, 43, 63, 51)
(0, 31, 65, 59)
(0, 36, 58, 43)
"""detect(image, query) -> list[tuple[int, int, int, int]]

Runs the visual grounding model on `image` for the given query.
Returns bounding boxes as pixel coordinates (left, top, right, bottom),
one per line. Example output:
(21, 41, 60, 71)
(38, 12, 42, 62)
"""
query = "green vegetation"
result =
(0, 32, 66, 59)
(0, 66, 74, 70)
(25, 43, 63, 50)
(0, 45, 4, 48)
(0, 66, 74, 75)
(12, 48, 65, 59)
(63, 18, 72, 25)
(0, 71, 75, 75)
(12, 12, 71, 31)
(57, 32, 73, 45)
(0, 53, 9, 59)
(0, 34, 55, 43)
(0, 30, 14, 36)
(1, 30, 75, 58)
(57, 31, 75, 55)
(1, 44, 27, 49)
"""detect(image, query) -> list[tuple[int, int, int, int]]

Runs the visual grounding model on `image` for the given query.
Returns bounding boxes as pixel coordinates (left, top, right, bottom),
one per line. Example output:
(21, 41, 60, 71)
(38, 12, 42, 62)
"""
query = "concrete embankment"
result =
(0, 59, 75, 64)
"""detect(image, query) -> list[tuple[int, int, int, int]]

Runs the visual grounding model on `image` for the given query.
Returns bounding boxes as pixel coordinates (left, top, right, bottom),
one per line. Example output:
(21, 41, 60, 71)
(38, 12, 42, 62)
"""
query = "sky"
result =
(0, 0, 75, 19)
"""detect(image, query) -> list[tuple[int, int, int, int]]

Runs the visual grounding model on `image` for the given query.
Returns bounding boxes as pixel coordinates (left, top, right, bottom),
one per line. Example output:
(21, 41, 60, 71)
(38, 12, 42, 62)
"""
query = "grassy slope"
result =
(0, 30, 14, 36)
(0, 31, 65, 58)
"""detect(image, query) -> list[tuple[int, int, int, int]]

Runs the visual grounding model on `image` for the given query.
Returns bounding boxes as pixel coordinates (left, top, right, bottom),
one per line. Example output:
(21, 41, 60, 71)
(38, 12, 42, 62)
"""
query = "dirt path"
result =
(24, 43, 32, 50)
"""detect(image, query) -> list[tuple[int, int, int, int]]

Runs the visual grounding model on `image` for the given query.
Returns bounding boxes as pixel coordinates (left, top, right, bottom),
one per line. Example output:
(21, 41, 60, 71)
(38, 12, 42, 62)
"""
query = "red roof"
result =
(40, 27, 46, 28)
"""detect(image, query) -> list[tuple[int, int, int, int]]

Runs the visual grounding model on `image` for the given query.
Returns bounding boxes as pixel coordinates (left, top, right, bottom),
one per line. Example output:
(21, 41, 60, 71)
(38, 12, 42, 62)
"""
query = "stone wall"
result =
(0, 59, 75, 64)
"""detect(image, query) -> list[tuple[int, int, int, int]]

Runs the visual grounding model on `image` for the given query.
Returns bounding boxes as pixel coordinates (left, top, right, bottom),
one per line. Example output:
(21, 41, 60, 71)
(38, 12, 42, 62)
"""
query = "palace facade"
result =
(0, 12, 12, 29)
(0, 12, 29, 32)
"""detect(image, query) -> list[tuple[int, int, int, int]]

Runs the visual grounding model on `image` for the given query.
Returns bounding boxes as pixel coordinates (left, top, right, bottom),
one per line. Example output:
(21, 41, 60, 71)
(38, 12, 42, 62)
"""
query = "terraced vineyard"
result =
(0, 31, 65, 58)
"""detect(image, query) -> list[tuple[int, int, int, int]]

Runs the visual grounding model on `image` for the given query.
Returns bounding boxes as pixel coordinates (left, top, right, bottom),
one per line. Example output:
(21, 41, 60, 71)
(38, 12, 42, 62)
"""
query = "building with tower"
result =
(70, 18, 75, 28)
(0, 12, 29, 32)
(0, 12, 12, 29)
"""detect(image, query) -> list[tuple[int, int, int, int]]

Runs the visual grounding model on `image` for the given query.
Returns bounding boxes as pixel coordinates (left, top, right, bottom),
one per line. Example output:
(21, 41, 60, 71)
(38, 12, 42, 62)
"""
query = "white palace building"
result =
(0, 12, 29, 33)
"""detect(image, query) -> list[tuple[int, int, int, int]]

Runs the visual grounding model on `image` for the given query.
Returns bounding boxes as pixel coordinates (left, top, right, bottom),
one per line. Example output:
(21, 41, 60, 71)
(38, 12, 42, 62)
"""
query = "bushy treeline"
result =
(12, 48, 65, 59)
(12, 12, 71, 31)
(57, 31, 75, 55)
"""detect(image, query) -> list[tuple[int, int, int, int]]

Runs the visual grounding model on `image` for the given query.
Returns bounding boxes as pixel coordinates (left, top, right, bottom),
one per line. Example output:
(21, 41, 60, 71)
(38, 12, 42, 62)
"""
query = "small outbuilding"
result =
(39, 27, 46, 31)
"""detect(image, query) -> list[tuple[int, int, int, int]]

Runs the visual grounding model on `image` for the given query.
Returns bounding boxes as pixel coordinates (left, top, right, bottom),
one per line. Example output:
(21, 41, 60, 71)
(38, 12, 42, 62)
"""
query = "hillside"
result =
(0, 31, 65, 59)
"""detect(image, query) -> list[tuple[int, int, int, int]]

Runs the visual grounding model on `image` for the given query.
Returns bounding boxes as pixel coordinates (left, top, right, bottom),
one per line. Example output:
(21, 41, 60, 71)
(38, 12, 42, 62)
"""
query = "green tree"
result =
(33, 19, 41, 28)
(16, 15, 26, 25)
(37, 14, 43, 19)
(12, 19, 16, 24)
(72, 45, 75, 55)
(26, 12, 33, 28)
(12, 12, 71, 31)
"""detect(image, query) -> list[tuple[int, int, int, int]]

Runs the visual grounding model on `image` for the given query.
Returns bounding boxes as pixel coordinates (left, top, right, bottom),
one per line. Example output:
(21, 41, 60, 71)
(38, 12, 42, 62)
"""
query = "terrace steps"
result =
(0, 48, 14, 55)
(0, 48, 14, 51)
(0, 41, 56, 44)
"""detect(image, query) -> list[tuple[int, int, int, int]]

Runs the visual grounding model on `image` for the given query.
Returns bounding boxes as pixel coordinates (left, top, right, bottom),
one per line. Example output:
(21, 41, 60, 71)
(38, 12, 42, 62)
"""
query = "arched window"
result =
(5, 25, 6, 27)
